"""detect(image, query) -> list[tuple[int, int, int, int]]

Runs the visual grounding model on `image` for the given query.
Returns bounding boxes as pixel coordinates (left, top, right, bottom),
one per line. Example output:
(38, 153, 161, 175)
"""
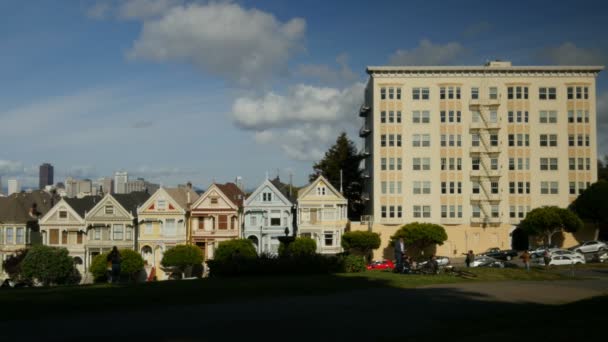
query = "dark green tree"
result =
(214, 239, 257, 262)
(279, 237, 317, 257)
(90, 249, 145, 282)
(161, 245, 204, 276)
(519, 206, 584, 245)
(1, 249, 29, 282)
(341, 231, 381, 261)
(309, 132, 364, 220)
(390, 222, 448, 258)
(20, 245, 76, 286)
(570, 180, 608, 240)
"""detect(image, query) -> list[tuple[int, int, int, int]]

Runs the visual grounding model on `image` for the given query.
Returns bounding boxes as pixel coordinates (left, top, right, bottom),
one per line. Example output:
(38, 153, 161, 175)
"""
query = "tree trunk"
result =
(546, 232, 552, 245)
(594, 221, 600, 241)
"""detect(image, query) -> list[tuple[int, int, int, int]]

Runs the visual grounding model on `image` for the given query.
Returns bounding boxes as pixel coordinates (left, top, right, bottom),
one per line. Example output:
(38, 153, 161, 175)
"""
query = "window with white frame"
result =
(507, 86, 529, 100)
(145, 222, 153, 234)
(381, 206, 387, 218)
(539, 134, 558, 147)
(113, 224, 124, 240)
(472, 205, 481, 218)
(412, 87, 430, 100)
(105, 205, 114, 215)
(324, 231, 334, 246)
(541, 181, 559, 194)
(59, 210, 68, 219)
(262, 192, 272, 202)
(472, 182, 480, 194)
(471, 87, 479, 99)
(491, 205, 500, 218)
(164, 219, 176, 236)
(316, 186, 326, 196)
(489, 87, 498, 100)
(380, 111, 386, 123)
(16, 227, 25, 244)
(380, 87, 386, 100)
(6, 227, 14, 244)
(271, 210, 283, 225)
(125, 226, 133, 240)
(539, 111, 558, 123)
(412, 111, 430, 123)
(539, 87, 557, 100)
(94, 227, 101, 240)
(250, 215, 258, 226)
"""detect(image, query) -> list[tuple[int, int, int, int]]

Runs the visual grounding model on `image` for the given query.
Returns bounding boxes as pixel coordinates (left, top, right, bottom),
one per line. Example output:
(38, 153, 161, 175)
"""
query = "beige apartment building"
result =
(358, 61, 603, 260)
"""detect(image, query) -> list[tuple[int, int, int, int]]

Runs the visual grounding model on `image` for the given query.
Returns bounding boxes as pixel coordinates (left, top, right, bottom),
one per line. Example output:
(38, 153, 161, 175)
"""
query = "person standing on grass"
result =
(107, 246, 121, 284)
(543, 249, 551, 268)
(465, 250, 475, 268)
(520, 250, 531, 271)
(394, 237, 405, 273)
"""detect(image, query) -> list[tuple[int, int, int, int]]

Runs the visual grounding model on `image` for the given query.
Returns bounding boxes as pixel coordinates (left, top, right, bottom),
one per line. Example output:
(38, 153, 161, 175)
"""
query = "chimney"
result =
(187, 181, 192, 190)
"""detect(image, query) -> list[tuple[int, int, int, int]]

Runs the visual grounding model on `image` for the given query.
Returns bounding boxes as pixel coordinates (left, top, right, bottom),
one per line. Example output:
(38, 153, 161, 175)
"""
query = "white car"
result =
(569, 241, 607, 254)
(471, 256, 499, 267)
(549, 249, 585, 263)
(541, 255, 586, 266)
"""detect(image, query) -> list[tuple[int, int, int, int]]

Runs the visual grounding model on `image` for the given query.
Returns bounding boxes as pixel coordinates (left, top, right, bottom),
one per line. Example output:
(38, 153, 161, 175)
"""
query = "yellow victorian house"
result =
(297, 175, 348, 254)
(137, 185, 199, 280)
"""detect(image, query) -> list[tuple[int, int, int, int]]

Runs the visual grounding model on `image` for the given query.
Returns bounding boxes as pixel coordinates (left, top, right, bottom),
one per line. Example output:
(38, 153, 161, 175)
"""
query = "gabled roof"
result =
(245, 178, 293, 207)
(297, 175, 346, 201)
(216, 183, 245, 207)
(164, 187, 199, 210)
(0, 191, 60, 224)
(63, 196, 103, 218)
(270, 177, 297, 203)
(112, 192, 151, 216)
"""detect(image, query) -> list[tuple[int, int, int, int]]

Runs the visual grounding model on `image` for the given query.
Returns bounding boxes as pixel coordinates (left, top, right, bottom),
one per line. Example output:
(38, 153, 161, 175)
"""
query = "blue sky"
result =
(1, 0, 607, 189)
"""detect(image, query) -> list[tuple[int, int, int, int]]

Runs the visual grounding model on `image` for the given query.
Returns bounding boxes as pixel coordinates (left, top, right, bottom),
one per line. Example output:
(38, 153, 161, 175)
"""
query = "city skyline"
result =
(1, 0, 607, 188)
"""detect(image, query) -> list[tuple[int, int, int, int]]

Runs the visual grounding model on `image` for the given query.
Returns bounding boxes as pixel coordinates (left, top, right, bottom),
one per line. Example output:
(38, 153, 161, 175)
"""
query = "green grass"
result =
(0, 268, 578, 321)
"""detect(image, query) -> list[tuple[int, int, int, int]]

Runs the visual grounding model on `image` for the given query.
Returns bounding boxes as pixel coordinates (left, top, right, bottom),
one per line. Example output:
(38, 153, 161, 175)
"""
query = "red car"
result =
(366, 260, 395, 270)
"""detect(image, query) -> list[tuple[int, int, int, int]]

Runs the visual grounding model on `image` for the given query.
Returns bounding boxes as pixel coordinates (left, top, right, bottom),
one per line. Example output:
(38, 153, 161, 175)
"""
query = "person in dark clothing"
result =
(465, 250, 475, 268)
(107, 246, 121, 284)
(394, 238, 406, 273)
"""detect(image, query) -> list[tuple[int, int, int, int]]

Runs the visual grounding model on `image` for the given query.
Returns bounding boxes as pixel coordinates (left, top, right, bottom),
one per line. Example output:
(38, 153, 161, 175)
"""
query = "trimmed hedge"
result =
(89, 249, 144, 282)
(161, 245, 204, 271)
(279, 237, 317, 258)
(343, 255, 366, 273)
(21, 245, 78, 286)
(341, 231, 381, 256)
(207, 254, 346, 277)
(214, 239, 257, 262)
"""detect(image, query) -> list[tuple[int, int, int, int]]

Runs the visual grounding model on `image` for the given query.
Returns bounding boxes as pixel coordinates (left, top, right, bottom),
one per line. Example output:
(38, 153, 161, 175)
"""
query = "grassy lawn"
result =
(0, 267, 580, 321)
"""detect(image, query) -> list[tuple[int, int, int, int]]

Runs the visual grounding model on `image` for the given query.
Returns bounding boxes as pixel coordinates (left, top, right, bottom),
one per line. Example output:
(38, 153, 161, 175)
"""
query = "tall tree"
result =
(519, 206, 583, 245)
(389, 222, 448, 258)
(310, 132, 364, 220)
(570, 180, 608, 240)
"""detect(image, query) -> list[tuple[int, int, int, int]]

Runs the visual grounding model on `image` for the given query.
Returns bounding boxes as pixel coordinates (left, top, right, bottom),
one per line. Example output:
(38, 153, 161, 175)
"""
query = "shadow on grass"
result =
(0, 272, 606, 340)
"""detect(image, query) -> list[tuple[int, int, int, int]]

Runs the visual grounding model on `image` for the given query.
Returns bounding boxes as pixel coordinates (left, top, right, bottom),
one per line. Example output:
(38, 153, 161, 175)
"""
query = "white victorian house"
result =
(243, 177, 296, 255)
(39, 196, 101, 276)
(297, 175, 348, 254)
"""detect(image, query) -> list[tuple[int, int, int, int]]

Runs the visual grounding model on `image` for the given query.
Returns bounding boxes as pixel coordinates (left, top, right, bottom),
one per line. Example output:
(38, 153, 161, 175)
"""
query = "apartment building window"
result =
(539, 134, 558, 147)
(577, 135, 584, 146)
(471, 87, 479, 99)
(491, 182, 499, 194)
(388, 87, 394, 99)
(413, 110, 430, 123)
(539, 111, 558, 123)
(441, 181, 462, 194)
(388, 158, 395, 171)
(380, 88, 386, 100)
(397, 158, 402, 170)
(577, 110, 584, 123)
(442, 135, 462, 147)
(491, 205, 500, 218)
(539, 87, 557, 100)
(585, 111, 590, 123)
(381, 158, 386, 170)
(510, 206, 516, 218)
(490, 111, 498, 123)
(381, 135, 386, 147)
(568, 111, 574, 123)
(509, 158, 515, 170)
(380, 111, 386, 123)
(472, 158, 480, 170)
(586, 158, 591, 170)
(472, 134, 480, 147)
(472, 182, 480, 194)
(387, 110, 402, 123)
(509, 182, 515, 194)
(413, 205, 431, 218)
(440, 86, 461, 100)
(490, 134, 499, 146)
(508, 111, 529, 123)
(381, 182, 387, 194)
(413, 158, 430, 171)
(578, 182, 586, 195)
(568, 135, 575, 146)
(541, 181, 559, 194)
(569, 158, 576, 170)
(540, 158, 558, 171)
(491, 158, 499, 170)
(381, 206, 387, 218)
(113, 224, 124, 240)
(412, 87, 430, 100)
(396, 88, 402, 100)
(441, 158, 446, 170)
(412, 134, 430, 147)
(509, 134, 531, 147)
(389, 134, 395, 147)
(569, 182, 576, 195)
(489, 87, 498, 100)
(472, 205, 481, 218)
(413, 181, 431, 195)
(568, 86, 589, 100)
(472, 111, 480, 123)
(507, 86, 528, 99)
(578, 157, 585, 171)
(440, 110, 462, 123)
(585, 135, 590, 147)
(396, 111, 402, 123)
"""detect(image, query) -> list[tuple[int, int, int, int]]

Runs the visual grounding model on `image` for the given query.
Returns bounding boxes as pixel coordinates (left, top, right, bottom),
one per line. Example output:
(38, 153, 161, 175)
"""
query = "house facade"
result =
(83, 192, 150, 267)
(137, 186, 199, 279)
(190, 183, 244, 260)
(0, 191, 58, 279)
(243, 178, 295, 255)
(39, 196, 101, 275)
(297, 176, 348, 254)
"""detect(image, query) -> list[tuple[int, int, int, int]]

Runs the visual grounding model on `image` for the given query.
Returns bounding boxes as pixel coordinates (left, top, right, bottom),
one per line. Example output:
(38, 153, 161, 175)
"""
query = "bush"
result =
(390, 222, 447, 259)
(281, 237, 317, 257)
(1, 249, 29, 281)
(341, 231, 381, 258)
(20, 245, 77, 286)
(214, 239, 257, 262)
(343, 255, 366, 273)
(161, 245, 204, 276)
(89, 249, 144, 282)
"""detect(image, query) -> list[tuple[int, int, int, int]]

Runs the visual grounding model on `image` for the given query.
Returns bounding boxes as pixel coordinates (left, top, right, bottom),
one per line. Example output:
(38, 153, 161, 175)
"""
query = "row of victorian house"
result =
(0, 176, 348, 280)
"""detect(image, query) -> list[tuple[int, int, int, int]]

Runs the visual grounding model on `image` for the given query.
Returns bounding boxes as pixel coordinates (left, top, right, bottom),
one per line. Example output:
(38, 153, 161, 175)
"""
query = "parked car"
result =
(532, 255, 585, 266)
(418, 256, 450, 268)
(590, 251, 608, 263)
(549, 249, 585, 263)
(480, 247, 518, 261)
(471, 255, 500, 267)
(530, 245, 557, 254)
(569, 241, 607, 254)
(366, 260, 395, 270)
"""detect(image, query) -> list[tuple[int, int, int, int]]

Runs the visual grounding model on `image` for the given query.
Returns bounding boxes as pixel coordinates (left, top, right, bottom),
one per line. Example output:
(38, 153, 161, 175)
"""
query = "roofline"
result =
(367, 65, 604, 74)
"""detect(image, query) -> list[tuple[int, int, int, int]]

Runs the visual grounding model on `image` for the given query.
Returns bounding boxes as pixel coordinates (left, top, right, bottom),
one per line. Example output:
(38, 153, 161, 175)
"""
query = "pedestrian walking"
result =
(520, 250, 531, 271)
(107, 246, 121, 284)
(464, 250, 475, 268)
(394, 237, 406, 273)
(543, 249, 551, 268)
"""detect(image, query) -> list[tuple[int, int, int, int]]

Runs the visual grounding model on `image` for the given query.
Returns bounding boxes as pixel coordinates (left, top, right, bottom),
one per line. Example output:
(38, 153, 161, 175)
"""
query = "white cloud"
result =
(127, 2, 306, 85)
(389, 39, 468, 65)
(295, 53, 358, 84)
(232, 82, 365, 161)
(118, 0, 183, 19)
(539, 42, 606, 65)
